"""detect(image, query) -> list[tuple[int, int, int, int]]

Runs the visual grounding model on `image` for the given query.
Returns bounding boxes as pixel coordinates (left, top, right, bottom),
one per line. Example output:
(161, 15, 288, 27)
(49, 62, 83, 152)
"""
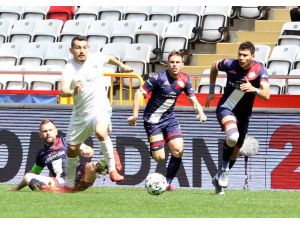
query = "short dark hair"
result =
(39, 119, 56, 130)
(168, 50, 184, 61)
(71, 36, 88, 48)
(238, 41, 255, 55)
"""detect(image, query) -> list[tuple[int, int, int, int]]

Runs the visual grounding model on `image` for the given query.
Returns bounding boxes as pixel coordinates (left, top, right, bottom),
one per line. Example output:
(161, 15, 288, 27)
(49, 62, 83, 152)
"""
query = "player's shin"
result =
(166, 156, 182, 184)
(99, 136, 115, 172)
(65, 156, 79, 188)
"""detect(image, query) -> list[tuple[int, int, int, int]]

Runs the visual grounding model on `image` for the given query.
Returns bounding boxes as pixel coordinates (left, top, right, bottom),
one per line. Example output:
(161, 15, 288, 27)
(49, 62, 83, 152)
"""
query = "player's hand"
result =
(121, 65, 133, 73)
(197, 111, 207, 122)
(205, 93, 215, 108)
(240, 77, 254, 93)
(74, 80, 83, 95)
(127, 115, 138, 126)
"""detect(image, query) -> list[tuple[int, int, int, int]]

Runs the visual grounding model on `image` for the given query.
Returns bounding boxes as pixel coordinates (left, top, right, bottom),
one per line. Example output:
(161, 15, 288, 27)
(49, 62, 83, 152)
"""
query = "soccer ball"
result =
(145, 173, 167, 195)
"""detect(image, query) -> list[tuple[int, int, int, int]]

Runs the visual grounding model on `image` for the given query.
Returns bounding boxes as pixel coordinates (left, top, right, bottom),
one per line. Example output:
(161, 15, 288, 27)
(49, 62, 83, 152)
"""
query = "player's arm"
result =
(240, 78, 270, 100)
(106, 55, 133, 72)
(188, 96, 207, 122)
(128, 89, 142, 126)
(257, 81, 270, 100)
(205, 61, 219, 108)
(60, 79, 82, 97)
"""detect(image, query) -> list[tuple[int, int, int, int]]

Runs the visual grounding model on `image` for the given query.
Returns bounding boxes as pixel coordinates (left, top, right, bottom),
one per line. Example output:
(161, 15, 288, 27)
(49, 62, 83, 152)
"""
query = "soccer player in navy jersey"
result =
(11, 119, 113, 193)
(205, 41, 270, 195)
(128, 50, 207, 191)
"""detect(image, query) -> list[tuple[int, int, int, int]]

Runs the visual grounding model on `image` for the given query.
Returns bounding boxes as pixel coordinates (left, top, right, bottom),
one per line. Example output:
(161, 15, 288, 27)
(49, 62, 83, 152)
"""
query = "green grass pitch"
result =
(0, 184, 299, 218)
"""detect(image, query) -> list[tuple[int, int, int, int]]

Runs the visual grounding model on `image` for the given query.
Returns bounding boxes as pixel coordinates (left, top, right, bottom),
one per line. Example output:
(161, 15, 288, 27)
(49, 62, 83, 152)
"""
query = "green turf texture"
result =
(0, 185, 299, 218)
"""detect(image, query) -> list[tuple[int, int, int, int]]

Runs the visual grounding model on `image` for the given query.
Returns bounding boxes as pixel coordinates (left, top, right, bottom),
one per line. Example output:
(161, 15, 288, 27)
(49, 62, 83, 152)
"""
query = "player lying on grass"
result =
(11, 119, 122, 193)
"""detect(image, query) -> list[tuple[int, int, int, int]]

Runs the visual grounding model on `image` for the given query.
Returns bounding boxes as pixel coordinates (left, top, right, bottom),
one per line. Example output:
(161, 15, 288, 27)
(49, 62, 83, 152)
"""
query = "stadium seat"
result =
(175, 6, 205, 42)
(266, 45, 299, 74)
(0, 42, 24, 66)
(59, 19, 90, 43)
(98, 6, 125, 21)
(9, 19, 37, 43)
(277, 22, 300, 47)
(123, 6, 151, 26)
(198, 6, 231, 43)
(149, 6, 177, 24)
(267, 68, 288, 94)
(236, 6, 269, 20)
(110, 20, 139, 44)
(87, 20, 113, 48)
(0, 66, 28, 90)
(101, 43, 129, 72)
(22, 6, 50, 20)
(122, 43, 152, 88)
(43, 42, 71, 66)
(24, 73, 59, 90)
(159, 21, 194, 64)
(18, 42, 48, 66)
(0, 6, 25, 22)
(197, 69, 226, 93)
(135, 20, 168, 61)
(74, 6, 101, 21)
(287, 69, 300, 94)
(47, 6, 75, 23)
(254, 44, 271, 66)
(0, 19, 13, 45)
(33, 19, 63, 43)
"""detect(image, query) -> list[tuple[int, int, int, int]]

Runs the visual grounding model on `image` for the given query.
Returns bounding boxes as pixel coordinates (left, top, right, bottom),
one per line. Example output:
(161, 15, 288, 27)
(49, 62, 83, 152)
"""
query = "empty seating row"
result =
(0, 19, 195, 65)
(0, 6, 76, 22)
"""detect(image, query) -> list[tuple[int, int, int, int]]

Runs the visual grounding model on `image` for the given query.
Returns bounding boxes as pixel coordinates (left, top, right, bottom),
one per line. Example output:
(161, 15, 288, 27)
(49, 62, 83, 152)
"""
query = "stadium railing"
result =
(0, 70, 144, 105)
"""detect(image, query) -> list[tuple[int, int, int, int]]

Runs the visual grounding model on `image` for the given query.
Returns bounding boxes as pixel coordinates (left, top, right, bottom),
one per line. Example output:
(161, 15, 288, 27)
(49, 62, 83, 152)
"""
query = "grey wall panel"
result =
(0, 105, 300, 190)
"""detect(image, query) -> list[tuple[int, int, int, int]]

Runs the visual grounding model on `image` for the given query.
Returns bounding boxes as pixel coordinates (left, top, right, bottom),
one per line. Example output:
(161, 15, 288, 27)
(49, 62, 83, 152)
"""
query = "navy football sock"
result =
(166, 156, 182, 184)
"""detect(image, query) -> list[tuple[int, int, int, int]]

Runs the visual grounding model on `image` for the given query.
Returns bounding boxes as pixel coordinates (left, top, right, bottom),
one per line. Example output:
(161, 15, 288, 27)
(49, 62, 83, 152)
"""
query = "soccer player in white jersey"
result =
(60, 36, 133, 187)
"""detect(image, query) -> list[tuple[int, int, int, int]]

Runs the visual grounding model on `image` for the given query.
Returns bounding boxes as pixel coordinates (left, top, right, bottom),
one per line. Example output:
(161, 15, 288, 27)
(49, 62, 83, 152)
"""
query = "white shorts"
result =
(67, 109, 112, 145)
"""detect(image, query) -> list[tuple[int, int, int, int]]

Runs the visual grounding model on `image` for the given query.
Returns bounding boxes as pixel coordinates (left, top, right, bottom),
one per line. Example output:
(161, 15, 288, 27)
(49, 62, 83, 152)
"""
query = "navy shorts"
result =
(144, 116, 182, 151)
(216, 107, 249, 146)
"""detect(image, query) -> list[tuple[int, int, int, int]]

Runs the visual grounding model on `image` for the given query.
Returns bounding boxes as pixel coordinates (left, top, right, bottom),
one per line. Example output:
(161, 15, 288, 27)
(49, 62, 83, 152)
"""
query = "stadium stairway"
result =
(184, 7, 291, 78)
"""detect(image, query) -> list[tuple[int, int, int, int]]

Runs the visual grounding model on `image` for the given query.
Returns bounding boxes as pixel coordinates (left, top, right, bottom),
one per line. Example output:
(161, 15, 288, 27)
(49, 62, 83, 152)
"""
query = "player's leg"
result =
(26, 174, 59, 192)
(95, 120, 124, 183)
(65, 144, 81, 188)
(164, 118, 183, 191)
(144, 121, 166, 161)
(217, 113, 240, 187)
(65, 119, 94, 188)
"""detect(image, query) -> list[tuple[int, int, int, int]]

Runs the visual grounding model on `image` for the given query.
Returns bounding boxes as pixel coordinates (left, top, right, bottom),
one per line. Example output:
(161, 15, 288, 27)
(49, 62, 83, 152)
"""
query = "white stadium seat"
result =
(9, 19, 37, 43)
(198, 6, 231, 43)
(74, 6, 101, 21)
(0, 42, 24, 66)
(0, 19, 13, 45)
(22, 6, 50, 20)
(110, 20, 139, 44)
(0, 6, 25, 23)
(59, 19, 90, 43)
(98, 6, 125, 21)
(44, 42, 71, 66)
(87, 20, 113, 47)
(33, 19, 63, 43)
(19, 42, 48, 66)
(135, 20, 168, 61)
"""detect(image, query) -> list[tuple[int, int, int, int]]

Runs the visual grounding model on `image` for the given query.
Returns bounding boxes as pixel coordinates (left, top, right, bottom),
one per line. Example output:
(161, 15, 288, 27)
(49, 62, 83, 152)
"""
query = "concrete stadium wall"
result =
(0, 103, 300, 190)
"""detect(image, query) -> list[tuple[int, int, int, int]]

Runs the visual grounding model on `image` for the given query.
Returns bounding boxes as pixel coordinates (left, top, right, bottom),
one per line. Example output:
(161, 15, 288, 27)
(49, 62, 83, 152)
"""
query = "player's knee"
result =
(171, 148, 183, 158)
(226, 132, 239, 147)
(152, 150, 165, 162)
(23, 173, 34, 183)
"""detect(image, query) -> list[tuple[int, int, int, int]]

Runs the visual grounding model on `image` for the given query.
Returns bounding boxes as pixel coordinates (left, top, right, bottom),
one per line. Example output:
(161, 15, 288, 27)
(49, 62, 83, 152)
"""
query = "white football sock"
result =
(65, 156, 79, 187)
(99, 137, 115, 173)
